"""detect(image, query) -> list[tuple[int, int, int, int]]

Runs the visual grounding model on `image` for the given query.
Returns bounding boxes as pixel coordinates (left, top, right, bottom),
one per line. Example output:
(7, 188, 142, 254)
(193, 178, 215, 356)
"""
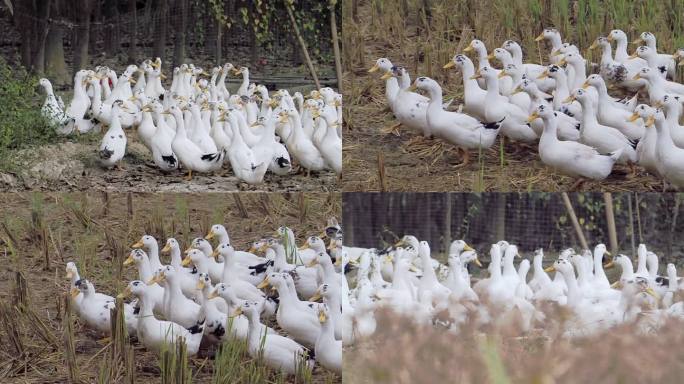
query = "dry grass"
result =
(341, 0, 684, 192)
(0, 192, 341, 383)
(344, 308, 684, 384)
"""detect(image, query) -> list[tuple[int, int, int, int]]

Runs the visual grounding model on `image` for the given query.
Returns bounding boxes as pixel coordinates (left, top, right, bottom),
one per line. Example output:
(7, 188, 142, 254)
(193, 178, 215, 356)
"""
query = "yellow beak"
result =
(607, 35, 614, 42)
(70, 287, 80, 299)
(443, 61, 456, 69)
(181, 257, 192, 267)
(589, 41, 599, 50)
(511, 86, 523, 95)
(368, 63, 379, 73)
(558, 58, 568, 66)
(463, 45, 474, 53)
(161, 244, 171, 253)
(408, 84, 418, 92)
(257, 278, 270, 289)
(463, 244, 474, 252)
(205, 230, 215, 240)
(318, 312, 327, 323)
(147, 275, 161, 285)
(562, 95, 576, 104)
(196, 280, 205, 290)
(474, 258, 483, 268)
(486, 53, 495, 60)
(632, 38, 643, 45)
(628, 53, 639, 60)
(627, 112, 640, 122)
(66, 270, 74, 279)
(645, 287, 659, 299)
(309, 290, 322, 302)
(231, 307, 243, 317)
(581, 81, 590, 89)
(497, 70, 507, 79)
(469, 70, 482, 80)
(534, 33, 544, 42)
(211, 250, 220, 260)
(123, 255, 135, 266)
(537, 71, 549, 79)
(603, 260, 615, 269)
(550, 49, 561, 57)
(645, 115, 655, 127)
(131, 240, 144, 248)
(207, 290, 219, 300)
(380, 72, 392, 80)
(633, 73, 642, 80)
(526, 112, 540, 123)
(307, 259, 318, 267)
(117, 286, 132, 299)
(544, 266, 556, 273)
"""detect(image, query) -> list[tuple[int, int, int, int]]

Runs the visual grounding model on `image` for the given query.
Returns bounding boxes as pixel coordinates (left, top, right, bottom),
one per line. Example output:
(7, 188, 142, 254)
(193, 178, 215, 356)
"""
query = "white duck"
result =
(98, 100, 127, 169)
(39, 78, 75, 134)
(527, 104, 621, 179)
(633, 31, 676, 78)
(119, 281, 204, 356)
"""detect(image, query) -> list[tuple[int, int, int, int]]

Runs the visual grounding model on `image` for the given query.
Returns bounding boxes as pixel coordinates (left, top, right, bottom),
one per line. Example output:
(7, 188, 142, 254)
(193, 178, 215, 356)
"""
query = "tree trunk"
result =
(72, 0, 93, 81)
(89, 0, 101, 51)
(172, 0, 187, 69)
(128, 0, 138, 64)
(103, 0, 119, 56)
(44, 0, 69, 84)
(153, 0, 168, 65)
(329, 0, 343, 92)
(15, 0, 33, 68)
(31, 0, 52, 74)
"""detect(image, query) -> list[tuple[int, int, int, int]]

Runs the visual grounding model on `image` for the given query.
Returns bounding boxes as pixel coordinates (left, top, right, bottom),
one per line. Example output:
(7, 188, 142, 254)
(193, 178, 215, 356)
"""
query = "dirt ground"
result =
(0, 130, 339, 192)
(341, 2, 664, 193)
(0, 192, 341, 383)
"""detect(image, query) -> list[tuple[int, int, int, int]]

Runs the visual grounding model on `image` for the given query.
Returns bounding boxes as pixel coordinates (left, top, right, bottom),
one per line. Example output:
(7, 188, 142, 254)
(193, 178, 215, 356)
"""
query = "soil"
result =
(0, 192, 341, 383)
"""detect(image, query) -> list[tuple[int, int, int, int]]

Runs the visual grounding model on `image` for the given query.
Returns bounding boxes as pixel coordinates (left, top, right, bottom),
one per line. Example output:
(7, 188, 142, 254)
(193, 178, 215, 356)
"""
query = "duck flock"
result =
(343, 235, 684, 342)
(66, 221, 343, 375)
(369, 29, 684, 188)
(39, 59, 341, 183)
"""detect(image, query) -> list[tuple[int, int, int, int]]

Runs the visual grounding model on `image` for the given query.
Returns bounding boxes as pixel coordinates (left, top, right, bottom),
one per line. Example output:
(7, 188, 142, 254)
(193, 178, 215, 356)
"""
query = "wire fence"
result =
(343, 193, 684, 263)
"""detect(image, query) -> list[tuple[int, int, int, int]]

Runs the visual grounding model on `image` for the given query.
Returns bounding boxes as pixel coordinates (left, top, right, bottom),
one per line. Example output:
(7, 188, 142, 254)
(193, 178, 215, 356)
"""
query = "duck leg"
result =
(453, 148, 470, 169)
(570, 178, 585, 191)
(185, 170, 193, 181)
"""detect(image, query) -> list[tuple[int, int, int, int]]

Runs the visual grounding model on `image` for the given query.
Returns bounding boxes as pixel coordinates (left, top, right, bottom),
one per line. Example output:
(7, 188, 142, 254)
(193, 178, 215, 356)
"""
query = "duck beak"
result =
(611, 280, 621, 289)
(537, 71, 549, 79)
(469, 70, 482, 80)
(562, 95, 575, 104)
(463, 45, 474, 53)
(196, 280, 205, 290)
(161, 244, 171, 253)
(544, 265, 556, 273)
(632, 38, 643, 45)
(70, 287, 80, 299)
(443, 61, 456, 69)
(628, 53, 639, 60)
(627, 112, 640, 122)
(534, 33, 544, 42)
(607, 36, 614, 42)
(380, 72, 393, 80)
(486, 53, 495, 60)
(558, 58, 568, 66)
(368, 63, 379, 73)
(318, 311, 327, 323)
(66, 270, 74, 279)
(117, 286, 132, 299)
(309, 290, 322, 302)
(526, 112, 540, 123)
(123, 255, 135, 266)
(231, 307, 243, 317)
(307, 259, 318, 267)
(645, 287, 659, 299)
(497, 70, 507, 79)
(408, 84, 418, 92)
(131, 240, 144, 248)
(645, 115, 655, 127)
(334, 257, 342, 267)
(603, 260, 615, 269)
(146, 275, 160, 285)
(207, 289, 219, 300)
(633, 73, 642, 81)
(463, 244, 474, 252)
(181, 257, 192, 267)
(589, 41, 599, 50)
(582, 81, 590, 89)
(205, 230, 215, 240)
(257, 278, 270, 289)
(474, 258, 483, 268)
(211, 250, 220, 260)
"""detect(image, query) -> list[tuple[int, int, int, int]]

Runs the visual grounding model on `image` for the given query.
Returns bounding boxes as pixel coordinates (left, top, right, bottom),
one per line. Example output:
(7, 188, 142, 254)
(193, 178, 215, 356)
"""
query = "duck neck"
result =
(593, 250, 608, 281)
(460, 62, 480, 99)
(615, 38, 629, 60)
(647, 257, 658, 280)
(579, 99, 598, 127)
(570, 62, 587, 88)
(540, 115, 560, 144)
(600, 44, 614, 66)
(509, 46, 523, 66)
(655, 116, 676, 152)
(476, 47, 491, 68)
(147, 244, 161, 270)
(562, 269, 581, 305)
(620, 259, 635, 280)
(169, 246, 182, 268)
(138, 291, 156, 318)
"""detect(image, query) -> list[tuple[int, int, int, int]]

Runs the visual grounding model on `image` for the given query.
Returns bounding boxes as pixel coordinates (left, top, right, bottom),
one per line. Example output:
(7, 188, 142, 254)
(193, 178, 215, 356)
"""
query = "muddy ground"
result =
(0, 192, 341, 383)
(341, 2, 667, 193)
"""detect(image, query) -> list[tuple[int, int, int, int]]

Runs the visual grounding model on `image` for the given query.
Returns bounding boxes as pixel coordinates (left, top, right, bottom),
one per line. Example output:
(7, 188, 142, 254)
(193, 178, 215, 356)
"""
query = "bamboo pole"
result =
(284, 0, 321, 89)
(561, 193, 588, 250)
(329, 0, 342, 92)
(443, 193, 452, 255)
(603, 193, 618, 256)
(627, 193, 636, 256)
